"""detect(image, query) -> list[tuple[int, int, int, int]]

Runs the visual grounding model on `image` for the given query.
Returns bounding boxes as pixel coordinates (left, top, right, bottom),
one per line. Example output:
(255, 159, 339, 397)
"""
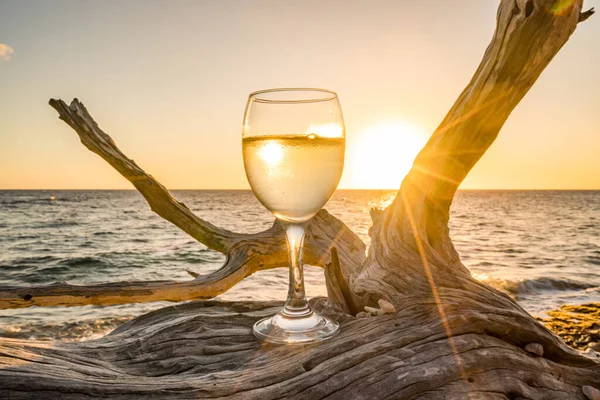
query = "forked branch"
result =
(0, 208, 364, 309)
(580, 7, 595, 22)
(0, 101, 365, 309)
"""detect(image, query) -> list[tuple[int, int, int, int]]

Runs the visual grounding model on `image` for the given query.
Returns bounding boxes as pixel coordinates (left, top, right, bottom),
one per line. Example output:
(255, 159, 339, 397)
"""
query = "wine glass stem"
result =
(282, 223, 310, 316)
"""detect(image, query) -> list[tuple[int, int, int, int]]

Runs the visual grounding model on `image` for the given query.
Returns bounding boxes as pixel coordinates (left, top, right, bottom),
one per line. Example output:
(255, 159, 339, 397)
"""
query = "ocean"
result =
(0, 190, 599, 341)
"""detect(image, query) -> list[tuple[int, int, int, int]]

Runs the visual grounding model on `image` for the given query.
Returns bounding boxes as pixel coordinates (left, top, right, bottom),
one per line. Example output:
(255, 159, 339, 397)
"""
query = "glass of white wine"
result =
(242, 88, 345, 344)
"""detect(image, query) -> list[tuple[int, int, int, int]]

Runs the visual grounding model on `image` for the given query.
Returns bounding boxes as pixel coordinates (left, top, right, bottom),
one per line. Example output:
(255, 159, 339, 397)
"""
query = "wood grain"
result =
(0, 300, 597, 399)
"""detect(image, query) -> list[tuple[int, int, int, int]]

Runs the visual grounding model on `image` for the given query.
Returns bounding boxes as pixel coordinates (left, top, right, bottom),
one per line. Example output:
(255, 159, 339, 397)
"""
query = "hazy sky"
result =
(1, 0, 599, 189)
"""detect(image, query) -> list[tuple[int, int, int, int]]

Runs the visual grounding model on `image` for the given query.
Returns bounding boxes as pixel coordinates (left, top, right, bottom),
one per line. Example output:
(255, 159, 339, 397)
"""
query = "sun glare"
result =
(345, 121, 427, 189)
(258, 142, 284, 166)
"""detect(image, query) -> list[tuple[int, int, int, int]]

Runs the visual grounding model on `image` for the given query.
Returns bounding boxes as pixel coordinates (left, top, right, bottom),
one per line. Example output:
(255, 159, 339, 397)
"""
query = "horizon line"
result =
(1, 188, 599, 191)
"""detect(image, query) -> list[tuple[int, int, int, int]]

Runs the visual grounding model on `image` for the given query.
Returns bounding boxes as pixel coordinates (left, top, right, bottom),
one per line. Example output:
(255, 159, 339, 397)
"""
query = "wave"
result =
(0, 255, 61, 268)
(477, 275, 599, 295)
(41, 220, 80, 228)
(0, 317, 132, 341)
(93, 231, 116, 236)
(0, 199, 30, 205)
(0, 256, 115, 285)
(57, 256, 111, 268)
(1, 255, 111, 270)
(0, 197, 80, 206)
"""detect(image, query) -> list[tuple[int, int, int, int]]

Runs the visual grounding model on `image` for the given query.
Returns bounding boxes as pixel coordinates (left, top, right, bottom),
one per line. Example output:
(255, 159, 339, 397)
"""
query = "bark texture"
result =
(0, 0, 598, 398)
(1, 301, 598, 399)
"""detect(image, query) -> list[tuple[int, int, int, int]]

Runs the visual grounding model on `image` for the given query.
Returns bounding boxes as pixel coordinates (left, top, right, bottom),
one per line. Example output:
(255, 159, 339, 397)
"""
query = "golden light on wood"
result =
(549, 0, 577, 15)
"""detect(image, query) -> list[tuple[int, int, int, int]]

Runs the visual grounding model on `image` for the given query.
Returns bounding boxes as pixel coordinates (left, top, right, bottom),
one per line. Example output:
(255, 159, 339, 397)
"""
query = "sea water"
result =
(0, 190, 598, 340)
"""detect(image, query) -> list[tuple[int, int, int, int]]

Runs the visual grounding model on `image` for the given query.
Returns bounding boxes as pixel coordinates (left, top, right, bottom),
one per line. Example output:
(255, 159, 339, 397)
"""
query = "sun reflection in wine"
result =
(257, 141, 284, 166)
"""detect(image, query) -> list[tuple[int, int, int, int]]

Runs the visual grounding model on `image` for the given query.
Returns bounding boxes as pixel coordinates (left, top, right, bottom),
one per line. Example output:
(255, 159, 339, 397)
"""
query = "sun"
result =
(343, 121, 428, 189)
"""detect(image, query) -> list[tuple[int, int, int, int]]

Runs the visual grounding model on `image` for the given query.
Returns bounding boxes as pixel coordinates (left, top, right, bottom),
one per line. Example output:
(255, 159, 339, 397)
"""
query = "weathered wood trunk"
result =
(0, 0, 598, 398)
(1, 300, 599, 399)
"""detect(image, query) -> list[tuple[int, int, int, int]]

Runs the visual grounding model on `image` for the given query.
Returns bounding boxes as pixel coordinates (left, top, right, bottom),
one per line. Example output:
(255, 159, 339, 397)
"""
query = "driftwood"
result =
(1, 300, 598, 399)
(0, 0, 598, 398)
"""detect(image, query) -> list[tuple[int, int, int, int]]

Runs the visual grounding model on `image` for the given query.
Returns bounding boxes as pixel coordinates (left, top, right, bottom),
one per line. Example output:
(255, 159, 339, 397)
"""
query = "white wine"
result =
(243, 134, 345, 223)
(243, 89, 344, 344)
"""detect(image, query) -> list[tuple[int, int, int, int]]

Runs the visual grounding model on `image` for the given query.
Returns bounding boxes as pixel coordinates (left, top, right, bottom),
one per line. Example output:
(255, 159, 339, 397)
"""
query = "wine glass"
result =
(242, 88, 345, 344)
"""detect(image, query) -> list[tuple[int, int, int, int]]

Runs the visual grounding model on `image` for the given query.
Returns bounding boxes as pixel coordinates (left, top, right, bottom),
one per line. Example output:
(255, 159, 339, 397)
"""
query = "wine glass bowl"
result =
(242, 88, 345, 344)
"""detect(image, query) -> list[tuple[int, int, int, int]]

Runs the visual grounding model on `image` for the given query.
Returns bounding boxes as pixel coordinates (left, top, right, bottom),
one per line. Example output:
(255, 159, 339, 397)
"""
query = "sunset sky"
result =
(1, 0, 599, 190)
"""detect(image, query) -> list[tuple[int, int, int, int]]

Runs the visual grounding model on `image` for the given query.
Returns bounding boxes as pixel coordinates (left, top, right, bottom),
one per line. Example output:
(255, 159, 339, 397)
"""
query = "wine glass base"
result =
(253, 309, 339, 345)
